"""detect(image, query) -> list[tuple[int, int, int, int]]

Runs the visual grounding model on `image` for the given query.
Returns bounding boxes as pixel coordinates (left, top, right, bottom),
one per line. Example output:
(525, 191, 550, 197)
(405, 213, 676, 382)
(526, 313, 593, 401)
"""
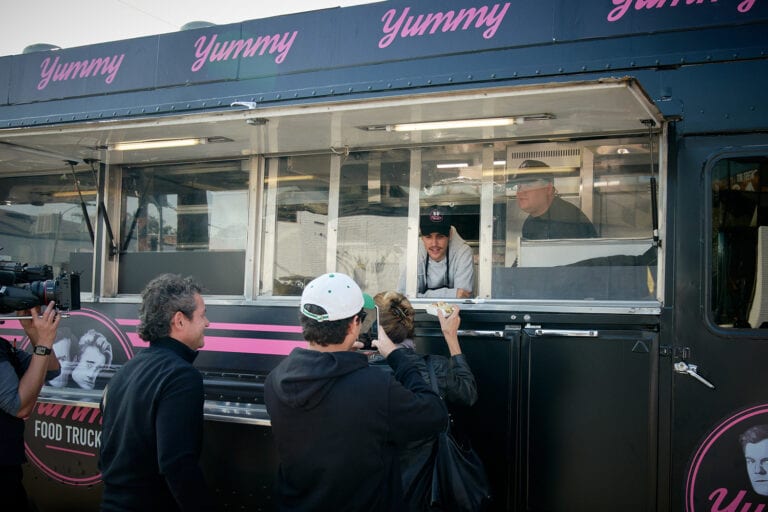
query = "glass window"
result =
(711, 155, 768, 328)
(337, 150, 410, 294)
(265, 155, 331, 295)
(0, 171, 96, 297)
(410, 145, 484, 298)
(491, 138, 658, 300)
(118, 162, 248, 294)
(263, 152, 412, 296)
(259, 138, 659, 302)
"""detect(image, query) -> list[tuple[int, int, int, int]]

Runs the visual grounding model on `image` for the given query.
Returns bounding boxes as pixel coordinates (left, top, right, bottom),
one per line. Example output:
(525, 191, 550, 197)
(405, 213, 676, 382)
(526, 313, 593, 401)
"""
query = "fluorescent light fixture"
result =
(436, 163, 469, 169)
(494, 160, 506, 166)
(264, 174, 315, 184)
(389, 117, 516, 132)
(512, 165, 578, 176)
(51, 190, 97, 198)
(111, 138, 208, 151)
(594, 180, 621, 188)
(361, 113, 554, 132)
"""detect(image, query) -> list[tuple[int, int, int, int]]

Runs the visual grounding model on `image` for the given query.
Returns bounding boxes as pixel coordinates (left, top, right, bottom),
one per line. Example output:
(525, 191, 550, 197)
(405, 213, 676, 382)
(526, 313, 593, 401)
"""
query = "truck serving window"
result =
(259, 136, 659, 302)
(711, 155, 768, 329)
(0, 172, 96, 288)
(492, 138, 658, 301)
(117, 161, 249, 295)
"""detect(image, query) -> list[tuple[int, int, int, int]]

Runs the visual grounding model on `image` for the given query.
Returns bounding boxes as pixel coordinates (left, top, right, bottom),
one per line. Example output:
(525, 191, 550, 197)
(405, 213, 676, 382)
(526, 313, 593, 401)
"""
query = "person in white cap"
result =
(264, 272, 448, 512)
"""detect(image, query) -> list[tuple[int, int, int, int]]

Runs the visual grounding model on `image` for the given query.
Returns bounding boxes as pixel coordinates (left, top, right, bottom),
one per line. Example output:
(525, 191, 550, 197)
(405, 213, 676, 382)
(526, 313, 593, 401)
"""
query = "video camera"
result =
(0, 262, 80, 314)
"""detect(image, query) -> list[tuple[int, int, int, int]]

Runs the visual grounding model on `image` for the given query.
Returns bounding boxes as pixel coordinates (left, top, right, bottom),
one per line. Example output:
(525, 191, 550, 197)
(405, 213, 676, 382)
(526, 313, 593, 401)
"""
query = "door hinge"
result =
(659, 345, 691, 359)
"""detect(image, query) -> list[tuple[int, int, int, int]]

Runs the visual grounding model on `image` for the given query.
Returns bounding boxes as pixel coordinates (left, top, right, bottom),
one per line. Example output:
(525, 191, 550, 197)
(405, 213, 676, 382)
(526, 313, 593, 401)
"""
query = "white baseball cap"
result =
(300, 273, 374, 322)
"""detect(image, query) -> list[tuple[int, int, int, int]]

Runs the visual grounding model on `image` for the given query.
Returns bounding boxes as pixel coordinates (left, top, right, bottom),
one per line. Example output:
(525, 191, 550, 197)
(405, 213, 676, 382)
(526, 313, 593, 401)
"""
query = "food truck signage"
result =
(22, 309, 132, 485)
(686, 403, 768, 512)
(6, 0, 765, 105)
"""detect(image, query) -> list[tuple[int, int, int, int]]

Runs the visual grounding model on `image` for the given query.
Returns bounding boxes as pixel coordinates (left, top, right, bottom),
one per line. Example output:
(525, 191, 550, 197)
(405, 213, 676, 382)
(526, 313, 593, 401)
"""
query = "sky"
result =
(1, 0, 379, 57)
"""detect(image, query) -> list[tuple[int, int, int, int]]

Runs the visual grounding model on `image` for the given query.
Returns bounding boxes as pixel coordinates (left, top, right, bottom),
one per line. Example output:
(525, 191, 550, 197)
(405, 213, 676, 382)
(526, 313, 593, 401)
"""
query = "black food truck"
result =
(0, 1, 766, 510)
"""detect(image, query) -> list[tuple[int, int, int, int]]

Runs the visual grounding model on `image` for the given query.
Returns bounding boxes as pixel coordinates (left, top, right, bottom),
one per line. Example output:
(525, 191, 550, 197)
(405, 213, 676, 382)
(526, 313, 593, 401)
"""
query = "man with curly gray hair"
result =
(99, 273, 214, 511)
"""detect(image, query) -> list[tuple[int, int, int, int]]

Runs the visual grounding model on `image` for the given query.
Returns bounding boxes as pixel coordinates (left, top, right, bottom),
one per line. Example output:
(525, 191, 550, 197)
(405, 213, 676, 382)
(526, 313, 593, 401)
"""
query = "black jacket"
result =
(0, 338, 26, 466)
(99, 337, 213, 511)
(1, 337, 60, 466)
(522, 196, 597, 240)
(265, 347, 448, 512)
(371, 349, 478, 511)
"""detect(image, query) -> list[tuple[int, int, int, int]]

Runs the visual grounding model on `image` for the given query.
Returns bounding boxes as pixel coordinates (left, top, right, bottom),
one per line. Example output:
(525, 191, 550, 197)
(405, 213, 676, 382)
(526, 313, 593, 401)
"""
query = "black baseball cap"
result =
(508, 159, 554, 186)
(420, 205, 452, 237)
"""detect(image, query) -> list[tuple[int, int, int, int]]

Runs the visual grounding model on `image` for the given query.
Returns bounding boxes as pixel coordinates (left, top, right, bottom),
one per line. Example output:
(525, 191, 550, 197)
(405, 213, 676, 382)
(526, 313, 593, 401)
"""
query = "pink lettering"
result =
(35, 402, 64, 417)
(191, 31, 297, 72)
(60, 405, 74, 420)
(34, 402, 101, 424)
(37, 54, 125, 90)
(70, 406, 92, 423)
(738, 0, 756, 12)
(378, 3, 511, 49)
(380, 8, 410, 48)
(607, 0, 755, 21)
(708, 488, 767, 512)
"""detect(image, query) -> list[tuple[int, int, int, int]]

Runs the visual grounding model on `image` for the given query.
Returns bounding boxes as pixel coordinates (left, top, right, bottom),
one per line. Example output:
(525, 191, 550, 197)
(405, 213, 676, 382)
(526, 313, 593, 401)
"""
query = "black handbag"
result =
(426, 357, 491, 512)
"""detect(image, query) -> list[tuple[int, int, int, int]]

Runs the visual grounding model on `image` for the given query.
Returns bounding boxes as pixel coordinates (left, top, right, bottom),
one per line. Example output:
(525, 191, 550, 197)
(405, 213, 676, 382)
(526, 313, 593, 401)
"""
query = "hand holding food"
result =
(426, 301, 454, 317)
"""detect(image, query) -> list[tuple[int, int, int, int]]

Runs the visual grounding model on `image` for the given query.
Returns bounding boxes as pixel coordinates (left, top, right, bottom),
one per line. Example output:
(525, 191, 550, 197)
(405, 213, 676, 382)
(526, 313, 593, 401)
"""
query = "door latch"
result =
(674, 361, 715, 389)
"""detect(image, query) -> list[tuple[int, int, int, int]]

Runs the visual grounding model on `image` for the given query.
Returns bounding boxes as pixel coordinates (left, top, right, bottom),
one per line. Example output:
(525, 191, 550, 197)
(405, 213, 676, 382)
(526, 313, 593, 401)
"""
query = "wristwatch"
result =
(33, 345, 52, 356)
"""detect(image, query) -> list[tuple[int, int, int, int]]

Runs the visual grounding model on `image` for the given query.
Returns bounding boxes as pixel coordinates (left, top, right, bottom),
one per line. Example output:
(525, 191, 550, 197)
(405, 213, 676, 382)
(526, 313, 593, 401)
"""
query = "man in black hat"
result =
(510, 160, 597, 240)
(398, 205, 475, 298)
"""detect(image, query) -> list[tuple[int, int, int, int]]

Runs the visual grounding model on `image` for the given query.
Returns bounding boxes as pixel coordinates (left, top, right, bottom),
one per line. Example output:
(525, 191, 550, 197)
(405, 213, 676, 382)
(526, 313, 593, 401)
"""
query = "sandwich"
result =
(426, 301, 454, 317)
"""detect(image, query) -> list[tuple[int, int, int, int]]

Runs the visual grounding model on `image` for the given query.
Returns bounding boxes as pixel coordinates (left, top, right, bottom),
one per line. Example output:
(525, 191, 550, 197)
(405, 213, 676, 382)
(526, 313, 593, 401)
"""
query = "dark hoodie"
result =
(265, 347, 447, 512)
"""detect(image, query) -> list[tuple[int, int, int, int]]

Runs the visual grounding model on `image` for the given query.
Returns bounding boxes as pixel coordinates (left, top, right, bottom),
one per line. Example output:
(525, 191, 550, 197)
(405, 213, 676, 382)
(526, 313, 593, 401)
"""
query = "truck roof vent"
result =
(180, 21, 216, 31)
(23, 43, 61, 54)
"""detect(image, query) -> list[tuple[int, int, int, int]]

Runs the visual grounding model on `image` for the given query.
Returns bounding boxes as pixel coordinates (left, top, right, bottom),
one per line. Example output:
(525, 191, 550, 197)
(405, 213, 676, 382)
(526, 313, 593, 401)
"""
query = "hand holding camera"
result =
(371, 324, 400, 358)
(19, 301, 60, 349)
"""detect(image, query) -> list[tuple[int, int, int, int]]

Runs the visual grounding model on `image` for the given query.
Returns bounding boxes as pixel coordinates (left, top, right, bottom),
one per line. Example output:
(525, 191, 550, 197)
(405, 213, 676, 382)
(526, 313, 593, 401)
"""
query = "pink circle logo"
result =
(685, 403, 768, 511)
(22, 308, 133, 486)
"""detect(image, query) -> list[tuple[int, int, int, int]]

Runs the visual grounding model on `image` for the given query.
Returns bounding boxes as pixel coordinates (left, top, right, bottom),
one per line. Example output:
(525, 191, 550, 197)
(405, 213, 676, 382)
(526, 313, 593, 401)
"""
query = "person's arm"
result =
(437, 307, 478, 405)
(372, 326, 448, 444)
(16, 302, 61, 418)
(443, 355, 478, 406)
(156, 368, 214, 511)
(438, 306, 462, 356)
(419, 287, 457, 298)
(386, 349, 448, 445)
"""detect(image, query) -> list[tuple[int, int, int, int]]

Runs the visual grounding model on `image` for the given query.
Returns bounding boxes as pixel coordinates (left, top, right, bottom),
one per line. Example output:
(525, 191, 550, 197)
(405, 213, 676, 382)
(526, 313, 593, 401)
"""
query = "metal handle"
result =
(674, 361, 715, 389)
(532, 329, 599, 337)
(457, 330, 504, 338)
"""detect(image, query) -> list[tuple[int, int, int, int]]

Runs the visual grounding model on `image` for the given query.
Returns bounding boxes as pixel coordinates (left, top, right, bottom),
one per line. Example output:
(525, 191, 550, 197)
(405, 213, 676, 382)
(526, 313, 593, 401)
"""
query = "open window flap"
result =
(0, 78, 664, 173)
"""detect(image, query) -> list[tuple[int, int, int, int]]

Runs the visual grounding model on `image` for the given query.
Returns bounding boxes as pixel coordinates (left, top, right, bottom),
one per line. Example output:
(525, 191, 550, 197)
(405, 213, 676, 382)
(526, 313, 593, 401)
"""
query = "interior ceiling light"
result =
(361, 113, 554, 132)
(110, 137, 208, 151)
(264, 174, 315, 184)
(511, 165, 578, 175)
(437, 163, 469, 169)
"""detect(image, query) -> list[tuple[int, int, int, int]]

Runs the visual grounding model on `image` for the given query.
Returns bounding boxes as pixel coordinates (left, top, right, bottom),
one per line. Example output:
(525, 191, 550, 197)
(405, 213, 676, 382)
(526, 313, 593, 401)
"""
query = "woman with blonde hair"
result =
(371, 291, 478, 511)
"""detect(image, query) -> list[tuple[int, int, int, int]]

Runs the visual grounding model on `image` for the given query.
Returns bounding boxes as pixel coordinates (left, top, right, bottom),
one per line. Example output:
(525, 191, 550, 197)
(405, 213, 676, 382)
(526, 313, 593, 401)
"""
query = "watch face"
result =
(34, 345, 52, 356)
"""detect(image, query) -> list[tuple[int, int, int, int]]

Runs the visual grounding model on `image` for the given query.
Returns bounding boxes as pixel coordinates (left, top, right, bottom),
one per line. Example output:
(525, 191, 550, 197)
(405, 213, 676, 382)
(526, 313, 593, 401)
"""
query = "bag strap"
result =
(426, 356, 451, 433)
(426, 355, 439, 394)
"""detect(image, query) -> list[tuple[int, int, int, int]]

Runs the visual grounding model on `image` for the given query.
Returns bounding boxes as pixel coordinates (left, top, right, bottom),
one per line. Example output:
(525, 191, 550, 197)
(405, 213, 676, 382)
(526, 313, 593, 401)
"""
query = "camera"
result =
(0, 262, 80, 314)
